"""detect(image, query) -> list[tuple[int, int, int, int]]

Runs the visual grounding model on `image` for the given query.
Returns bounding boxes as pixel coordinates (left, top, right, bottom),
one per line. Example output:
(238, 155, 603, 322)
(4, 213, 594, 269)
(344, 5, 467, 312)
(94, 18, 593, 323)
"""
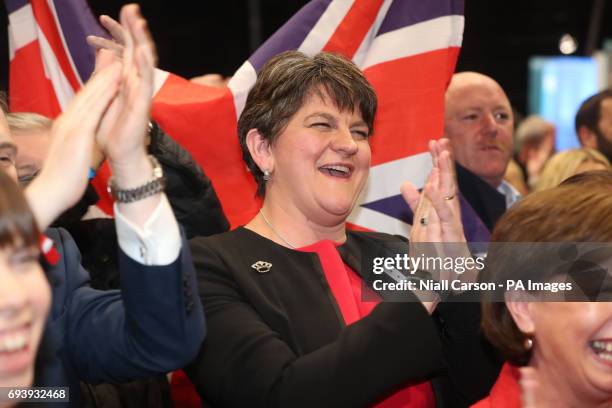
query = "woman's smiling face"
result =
(0, 241, 50, 392)
(266, 90, 371, 226)
(527, 301, 612, 403)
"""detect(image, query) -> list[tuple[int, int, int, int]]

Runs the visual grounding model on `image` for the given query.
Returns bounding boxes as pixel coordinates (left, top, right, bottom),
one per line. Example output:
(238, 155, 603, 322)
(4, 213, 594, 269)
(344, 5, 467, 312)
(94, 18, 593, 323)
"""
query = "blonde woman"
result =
(534, 148, 610, 191)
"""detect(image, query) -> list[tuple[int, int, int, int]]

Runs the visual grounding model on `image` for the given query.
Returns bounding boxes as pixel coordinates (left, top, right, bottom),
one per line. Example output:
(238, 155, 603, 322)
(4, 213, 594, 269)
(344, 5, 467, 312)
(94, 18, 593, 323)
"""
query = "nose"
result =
(480, 113, 499, 139)
(330, 127, 358, 157)
(0, 270, 28, 320)
(0, 164, 19, 184)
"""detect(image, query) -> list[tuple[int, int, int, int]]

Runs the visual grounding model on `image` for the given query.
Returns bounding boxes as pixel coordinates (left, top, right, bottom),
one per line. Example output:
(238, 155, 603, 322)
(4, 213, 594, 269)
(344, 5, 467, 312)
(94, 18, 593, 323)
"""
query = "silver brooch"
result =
(251, 261, 272, 273)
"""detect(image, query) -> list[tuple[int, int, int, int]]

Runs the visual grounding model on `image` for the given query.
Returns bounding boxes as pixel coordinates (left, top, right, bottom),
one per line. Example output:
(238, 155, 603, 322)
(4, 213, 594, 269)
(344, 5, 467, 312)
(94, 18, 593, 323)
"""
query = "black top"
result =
(187, 227, 495, 407)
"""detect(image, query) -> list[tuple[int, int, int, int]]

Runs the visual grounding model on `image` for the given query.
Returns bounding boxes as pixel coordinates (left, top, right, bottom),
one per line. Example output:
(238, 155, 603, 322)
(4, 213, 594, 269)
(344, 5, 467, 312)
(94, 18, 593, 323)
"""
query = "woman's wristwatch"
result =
(107, 155, 166, 203)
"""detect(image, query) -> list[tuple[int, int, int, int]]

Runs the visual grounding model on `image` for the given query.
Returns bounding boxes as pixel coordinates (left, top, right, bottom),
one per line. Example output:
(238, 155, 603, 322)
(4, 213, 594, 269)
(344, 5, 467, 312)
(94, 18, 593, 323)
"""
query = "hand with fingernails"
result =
(401, 139, 465, 244)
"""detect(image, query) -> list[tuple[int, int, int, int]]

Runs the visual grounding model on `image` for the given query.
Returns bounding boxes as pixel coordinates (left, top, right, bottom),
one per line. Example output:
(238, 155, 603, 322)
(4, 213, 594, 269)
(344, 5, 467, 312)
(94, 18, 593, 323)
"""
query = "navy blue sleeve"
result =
(54, 227, 205, 383)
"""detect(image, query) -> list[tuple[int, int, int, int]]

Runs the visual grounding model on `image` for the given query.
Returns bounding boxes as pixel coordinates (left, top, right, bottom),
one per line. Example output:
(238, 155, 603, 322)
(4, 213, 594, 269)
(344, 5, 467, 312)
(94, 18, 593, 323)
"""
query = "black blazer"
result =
(187, 227, 485, 408)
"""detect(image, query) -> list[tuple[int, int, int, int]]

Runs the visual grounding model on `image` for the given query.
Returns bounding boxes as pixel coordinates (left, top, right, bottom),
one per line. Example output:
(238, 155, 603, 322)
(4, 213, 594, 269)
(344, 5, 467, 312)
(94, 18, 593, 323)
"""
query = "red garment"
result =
(472, 363, 521, 408)
(299, 240, 435, 408)
(170, 370, 201, 407)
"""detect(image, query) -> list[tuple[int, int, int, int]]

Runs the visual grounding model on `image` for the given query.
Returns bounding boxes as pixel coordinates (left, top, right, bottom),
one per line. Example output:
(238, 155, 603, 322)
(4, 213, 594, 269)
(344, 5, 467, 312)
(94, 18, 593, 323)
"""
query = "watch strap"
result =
(107, 155, 165, 203)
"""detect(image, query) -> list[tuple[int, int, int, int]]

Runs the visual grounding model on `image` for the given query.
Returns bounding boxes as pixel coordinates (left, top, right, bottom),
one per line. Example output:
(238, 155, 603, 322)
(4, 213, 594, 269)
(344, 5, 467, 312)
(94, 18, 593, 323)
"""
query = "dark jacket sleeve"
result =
(433, 296, 504, 407)
(186, 240, 444, 408)
(53, 227, 205, 383)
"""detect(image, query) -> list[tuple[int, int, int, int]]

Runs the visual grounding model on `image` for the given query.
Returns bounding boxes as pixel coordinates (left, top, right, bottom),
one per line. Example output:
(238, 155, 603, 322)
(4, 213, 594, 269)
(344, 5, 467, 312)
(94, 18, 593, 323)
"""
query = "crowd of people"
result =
(0, 3, 611, 408)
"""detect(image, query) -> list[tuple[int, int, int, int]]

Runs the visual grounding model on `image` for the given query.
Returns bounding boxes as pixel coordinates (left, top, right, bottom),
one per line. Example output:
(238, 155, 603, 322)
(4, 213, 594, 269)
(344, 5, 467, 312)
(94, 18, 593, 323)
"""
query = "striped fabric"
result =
(7, 0, 105, 116)
(6, 0, 464, 234)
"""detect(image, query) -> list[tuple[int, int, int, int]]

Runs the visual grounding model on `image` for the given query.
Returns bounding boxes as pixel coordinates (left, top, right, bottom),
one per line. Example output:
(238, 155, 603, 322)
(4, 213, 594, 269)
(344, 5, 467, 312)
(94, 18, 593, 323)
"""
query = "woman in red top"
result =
(186, 51, 479, 407)
(477, 182, 612, 408)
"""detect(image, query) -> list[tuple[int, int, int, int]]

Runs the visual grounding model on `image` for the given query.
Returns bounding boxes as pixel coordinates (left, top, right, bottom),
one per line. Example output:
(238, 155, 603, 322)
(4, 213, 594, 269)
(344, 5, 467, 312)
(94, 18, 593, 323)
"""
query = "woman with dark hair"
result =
(0, 169, 50, 407)
(476, 184, 612, 407)
(186, 50, 474, 407)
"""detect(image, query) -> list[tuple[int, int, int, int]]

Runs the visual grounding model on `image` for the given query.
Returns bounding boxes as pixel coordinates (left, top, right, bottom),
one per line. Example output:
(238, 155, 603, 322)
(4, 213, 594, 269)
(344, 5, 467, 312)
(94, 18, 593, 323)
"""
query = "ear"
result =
(505, 291, 536, 334)
(578, 126, 598, 149)
(245, 129, 274, 174)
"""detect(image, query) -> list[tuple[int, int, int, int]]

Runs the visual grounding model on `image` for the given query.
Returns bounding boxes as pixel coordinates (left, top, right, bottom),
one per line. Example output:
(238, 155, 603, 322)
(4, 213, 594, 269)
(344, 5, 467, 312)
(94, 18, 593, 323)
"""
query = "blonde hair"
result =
(534, 148, 611, 191)
(7, 112, 52, 133)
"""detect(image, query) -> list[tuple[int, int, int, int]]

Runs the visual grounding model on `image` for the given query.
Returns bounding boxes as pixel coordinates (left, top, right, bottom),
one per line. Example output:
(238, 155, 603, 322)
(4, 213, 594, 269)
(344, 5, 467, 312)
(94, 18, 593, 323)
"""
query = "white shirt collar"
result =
(497, 180, 521, 209)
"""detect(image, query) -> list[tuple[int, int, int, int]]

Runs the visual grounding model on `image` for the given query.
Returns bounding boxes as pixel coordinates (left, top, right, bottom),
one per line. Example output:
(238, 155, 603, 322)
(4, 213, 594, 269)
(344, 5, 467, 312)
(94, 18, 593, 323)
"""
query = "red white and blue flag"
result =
(6, 0, 104, 115)
(6, 0, 464, 234)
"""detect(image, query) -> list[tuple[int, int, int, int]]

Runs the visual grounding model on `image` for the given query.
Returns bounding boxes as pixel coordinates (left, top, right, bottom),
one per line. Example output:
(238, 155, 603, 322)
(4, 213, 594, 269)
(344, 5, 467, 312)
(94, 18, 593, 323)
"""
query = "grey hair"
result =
(7, 112, 53, 133)
(514, 115, 554, 153)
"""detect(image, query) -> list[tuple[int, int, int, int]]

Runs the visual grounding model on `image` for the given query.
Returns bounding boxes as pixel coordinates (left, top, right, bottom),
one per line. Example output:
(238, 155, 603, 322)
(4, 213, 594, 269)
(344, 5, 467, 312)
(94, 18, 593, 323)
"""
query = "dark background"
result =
(0, 0, 610, 116)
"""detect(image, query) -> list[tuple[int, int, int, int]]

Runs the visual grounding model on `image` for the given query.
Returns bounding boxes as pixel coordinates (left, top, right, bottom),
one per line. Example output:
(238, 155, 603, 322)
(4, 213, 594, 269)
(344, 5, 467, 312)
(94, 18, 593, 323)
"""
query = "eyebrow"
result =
(459, 105, 510, 113)
(9, 246, 40, 262)
(305, 112, 336, 122)
(304, 112, 368, 128)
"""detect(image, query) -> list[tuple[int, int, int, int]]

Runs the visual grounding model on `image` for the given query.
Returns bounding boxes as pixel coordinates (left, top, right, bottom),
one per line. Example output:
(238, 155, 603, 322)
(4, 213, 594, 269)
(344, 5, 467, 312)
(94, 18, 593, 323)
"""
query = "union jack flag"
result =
(6, 0, 464, 235)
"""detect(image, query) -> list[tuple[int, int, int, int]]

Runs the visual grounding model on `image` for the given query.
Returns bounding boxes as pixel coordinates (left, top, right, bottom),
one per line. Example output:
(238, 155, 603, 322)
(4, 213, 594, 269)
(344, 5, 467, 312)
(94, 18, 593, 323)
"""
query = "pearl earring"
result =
(263, 170, 271, 181)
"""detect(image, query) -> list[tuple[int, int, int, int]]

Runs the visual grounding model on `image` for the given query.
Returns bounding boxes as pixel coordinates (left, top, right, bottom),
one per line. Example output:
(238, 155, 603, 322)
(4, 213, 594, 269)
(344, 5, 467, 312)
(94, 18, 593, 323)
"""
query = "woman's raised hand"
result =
(26, 4, 159, 230)
(87, 14, 126, 61)
(95, 4, 156, 168)
(25, 63, 122, 230)
(401, 139, 465, 244)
